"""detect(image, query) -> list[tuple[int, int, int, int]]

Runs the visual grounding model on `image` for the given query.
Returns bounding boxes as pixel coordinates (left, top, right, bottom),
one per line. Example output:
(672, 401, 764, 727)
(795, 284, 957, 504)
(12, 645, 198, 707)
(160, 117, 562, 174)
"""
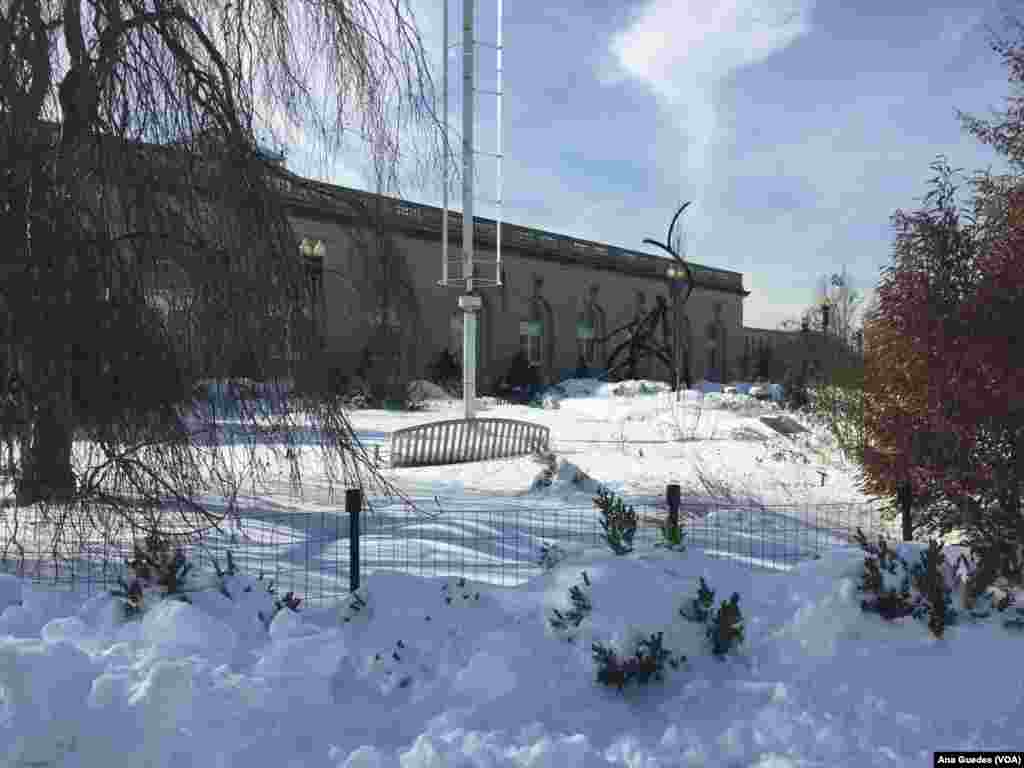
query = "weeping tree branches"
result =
(0, 0, 440, 562)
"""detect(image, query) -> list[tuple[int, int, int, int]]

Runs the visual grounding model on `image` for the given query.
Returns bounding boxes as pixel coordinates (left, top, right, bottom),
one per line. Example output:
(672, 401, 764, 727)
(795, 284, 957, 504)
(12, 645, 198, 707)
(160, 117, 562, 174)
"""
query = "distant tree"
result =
(780, 270, 865, 352)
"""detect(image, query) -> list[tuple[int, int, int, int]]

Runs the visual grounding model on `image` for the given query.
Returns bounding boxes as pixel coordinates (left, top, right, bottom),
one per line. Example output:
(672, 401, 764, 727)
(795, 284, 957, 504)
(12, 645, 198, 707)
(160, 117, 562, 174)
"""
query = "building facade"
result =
(278, 174, 755, 391)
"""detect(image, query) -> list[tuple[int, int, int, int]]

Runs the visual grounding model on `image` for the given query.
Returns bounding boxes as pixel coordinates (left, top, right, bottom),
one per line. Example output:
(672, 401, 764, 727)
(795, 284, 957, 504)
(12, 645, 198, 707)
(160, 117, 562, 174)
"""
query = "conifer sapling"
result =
(549, 571, 592, 639)
(707, 593, 744, 657)
(591, 632, 684, 691)
(911, 540, 956, 638)
(680, 577, 716, 623)
(594, 486, 638, 555)
(124, 530, 193, 602)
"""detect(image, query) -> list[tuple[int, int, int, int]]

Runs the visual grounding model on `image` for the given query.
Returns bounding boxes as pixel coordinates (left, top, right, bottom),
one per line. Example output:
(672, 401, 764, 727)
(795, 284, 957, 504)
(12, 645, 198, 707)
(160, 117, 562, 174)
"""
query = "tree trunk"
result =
(17, 397, 76, 505)
(15, 348, 76, 506)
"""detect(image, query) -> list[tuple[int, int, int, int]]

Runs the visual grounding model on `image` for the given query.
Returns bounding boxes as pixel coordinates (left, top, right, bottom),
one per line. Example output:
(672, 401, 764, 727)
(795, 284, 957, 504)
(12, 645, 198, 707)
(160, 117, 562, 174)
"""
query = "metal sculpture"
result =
(599, 202, 696, 387)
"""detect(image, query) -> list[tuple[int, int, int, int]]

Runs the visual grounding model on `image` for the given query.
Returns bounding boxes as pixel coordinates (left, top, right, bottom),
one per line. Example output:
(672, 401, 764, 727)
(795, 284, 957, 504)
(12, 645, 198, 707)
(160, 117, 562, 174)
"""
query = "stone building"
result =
(278, 171, 754, 391)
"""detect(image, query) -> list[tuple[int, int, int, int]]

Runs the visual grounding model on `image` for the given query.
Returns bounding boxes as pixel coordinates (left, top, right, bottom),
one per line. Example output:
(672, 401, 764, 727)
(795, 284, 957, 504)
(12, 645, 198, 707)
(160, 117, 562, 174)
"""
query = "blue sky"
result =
(284, 0, 1017, 330)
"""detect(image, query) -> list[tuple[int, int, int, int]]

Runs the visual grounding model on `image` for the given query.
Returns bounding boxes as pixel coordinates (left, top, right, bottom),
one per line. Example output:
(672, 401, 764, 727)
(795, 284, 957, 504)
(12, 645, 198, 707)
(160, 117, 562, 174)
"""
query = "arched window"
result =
(148, 258, 199, 368)
(520, 317, 543, 366)
(705, 322, 719, 381)
(522, 275, 553, 373)
(299, 238, 326, 309)
(576, 284, 606, 366)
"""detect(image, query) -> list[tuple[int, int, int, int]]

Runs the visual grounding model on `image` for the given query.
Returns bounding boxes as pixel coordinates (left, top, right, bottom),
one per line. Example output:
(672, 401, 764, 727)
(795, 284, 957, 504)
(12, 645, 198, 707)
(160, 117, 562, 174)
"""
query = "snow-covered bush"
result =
(537, 543, 569, 571)
(440, 577, 481, 607)
(679, 577, 745, 657)
(854, 529, 963, 637)
(548, 570, 592, 641)
(706, 593, 745, 658)
(110, 578, 145, 620)
(541, 392, 562, 410)
(111, 530, 194, 619)
(531, 450, 558, 490)
(211, 550, 239, 599)
(340, 587, 370, 624)
(679, 577, 716, 624)
(125, 530, 193, 599)
(854, 529, 916, 621)
(591, 632, 683, 691)
(258, 590, 302, 630)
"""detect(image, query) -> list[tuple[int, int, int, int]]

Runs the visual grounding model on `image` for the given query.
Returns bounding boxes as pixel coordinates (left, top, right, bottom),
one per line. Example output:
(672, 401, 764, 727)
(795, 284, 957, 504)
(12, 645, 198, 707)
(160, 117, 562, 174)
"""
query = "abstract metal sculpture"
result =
(599, 202, 696, 388)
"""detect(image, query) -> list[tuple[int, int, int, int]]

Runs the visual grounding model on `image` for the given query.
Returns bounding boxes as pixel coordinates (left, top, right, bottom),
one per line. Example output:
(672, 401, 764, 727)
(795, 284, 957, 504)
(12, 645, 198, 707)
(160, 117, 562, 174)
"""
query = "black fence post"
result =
(346, 488, 361, 592)
(898, 480, 913, 542)
(666, 483, 681, 532)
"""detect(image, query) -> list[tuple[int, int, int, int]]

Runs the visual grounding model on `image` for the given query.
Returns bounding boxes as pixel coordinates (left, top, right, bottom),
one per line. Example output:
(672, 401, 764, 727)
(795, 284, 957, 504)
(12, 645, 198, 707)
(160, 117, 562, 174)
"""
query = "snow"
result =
(1, 378, 1022, 766)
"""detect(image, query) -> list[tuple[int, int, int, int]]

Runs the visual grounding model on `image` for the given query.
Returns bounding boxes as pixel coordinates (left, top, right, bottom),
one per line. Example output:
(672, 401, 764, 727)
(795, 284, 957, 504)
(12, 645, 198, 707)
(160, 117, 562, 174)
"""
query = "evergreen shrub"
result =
(594, 486, 637, 556)
(592, 632, 684, 691)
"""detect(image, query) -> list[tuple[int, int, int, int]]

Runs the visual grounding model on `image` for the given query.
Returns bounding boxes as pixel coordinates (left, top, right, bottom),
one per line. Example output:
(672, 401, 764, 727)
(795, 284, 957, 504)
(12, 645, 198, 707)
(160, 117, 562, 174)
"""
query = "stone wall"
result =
(284, 183, 749, 391)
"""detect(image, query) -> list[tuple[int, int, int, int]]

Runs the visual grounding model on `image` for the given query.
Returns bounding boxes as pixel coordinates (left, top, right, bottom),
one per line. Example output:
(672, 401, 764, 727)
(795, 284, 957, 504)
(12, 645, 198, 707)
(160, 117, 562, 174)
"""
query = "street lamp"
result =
(299, 237, 326, 261)
(665, 263, 690, 396)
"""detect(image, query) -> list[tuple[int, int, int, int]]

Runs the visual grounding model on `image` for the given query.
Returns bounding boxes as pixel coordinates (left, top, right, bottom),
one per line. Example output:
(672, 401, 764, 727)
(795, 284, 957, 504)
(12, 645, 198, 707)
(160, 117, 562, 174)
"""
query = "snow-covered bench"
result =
(390, 418, 550, 468)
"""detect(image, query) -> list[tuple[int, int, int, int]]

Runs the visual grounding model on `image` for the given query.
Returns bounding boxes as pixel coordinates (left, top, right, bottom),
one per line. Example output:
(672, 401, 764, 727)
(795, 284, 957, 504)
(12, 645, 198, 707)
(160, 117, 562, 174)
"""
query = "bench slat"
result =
(389, 418, 551, 467)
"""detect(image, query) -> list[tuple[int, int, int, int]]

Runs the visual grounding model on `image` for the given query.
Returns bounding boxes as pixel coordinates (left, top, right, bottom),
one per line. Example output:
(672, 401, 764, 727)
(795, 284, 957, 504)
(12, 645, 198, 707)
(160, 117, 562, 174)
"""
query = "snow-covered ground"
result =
(1, 379, 1021, 767)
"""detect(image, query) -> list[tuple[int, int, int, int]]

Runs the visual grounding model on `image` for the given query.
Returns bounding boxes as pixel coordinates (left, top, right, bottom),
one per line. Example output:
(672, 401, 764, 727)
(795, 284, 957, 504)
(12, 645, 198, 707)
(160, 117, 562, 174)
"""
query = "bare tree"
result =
(779, 270, 865, 350)
(0, 0, 446, 557)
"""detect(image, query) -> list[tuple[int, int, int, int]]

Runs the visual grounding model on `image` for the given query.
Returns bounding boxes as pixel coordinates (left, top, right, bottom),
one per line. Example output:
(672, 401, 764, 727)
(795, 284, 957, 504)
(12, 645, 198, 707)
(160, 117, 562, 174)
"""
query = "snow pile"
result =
(7, 373, 1017, 765)
(694, 380, 722, 394)
(555, 378, 609, 399)
(701, 392, 779, 418)
(2, 545, 1023, 767)
(407, 380, 454, 402)
(607, 380, 672, 398)
(529, 457, 602, 498)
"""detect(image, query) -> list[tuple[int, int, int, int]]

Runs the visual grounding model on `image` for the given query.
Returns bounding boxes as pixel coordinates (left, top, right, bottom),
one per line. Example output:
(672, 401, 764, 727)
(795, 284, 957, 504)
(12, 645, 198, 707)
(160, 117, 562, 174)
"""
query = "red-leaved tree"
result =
(859, 156, 1024, 576)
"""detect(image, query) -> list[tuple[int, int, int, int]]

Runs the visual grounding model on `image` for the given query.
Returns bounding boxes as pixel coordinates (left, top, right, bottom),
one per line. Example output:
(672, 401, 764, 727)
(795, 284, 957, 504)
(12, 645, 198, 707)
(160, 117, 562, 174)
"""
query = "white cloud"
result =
(606, 0, 814, 239)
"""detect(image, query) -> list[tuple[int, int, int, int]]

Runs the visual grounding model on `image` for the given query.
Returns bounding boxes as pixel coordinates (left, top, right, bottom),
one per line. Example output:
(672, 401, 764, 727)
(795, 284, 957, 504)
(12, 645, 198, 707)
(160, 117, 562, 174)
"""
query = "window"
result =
(298, 239, 326, 328)
(305, 256, 323, 305)
(577, 316, 597, 365)
(576, 291, 605, 366)
(520, 320, 543, 366)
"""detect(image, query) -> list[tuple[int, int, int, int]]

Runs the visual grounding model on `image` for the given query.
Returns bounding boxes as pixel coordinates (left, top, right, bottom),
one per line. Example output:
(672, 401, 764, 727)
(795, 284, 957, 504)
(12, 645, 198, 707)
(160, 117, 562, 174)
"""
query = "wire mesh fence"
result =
(0, 490, 899, 606)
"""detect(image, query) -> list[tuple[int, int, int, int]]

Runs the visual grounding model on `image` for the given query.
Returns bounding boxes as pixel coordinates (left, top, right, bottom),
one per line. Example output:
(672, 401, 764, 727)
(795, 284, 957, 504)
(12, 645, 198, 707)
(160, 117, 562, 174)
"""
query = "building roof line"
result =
(275, 171, 750, 296)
